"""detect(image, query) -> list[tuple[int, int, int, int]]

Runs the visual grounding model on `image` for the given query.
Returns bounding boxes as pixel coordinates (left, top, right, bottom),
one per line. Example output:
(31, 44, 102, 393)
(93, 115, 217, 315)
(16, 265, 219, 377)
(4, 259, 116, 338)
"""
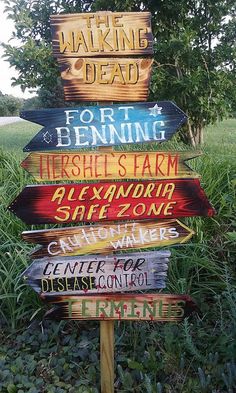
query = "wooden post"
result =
(100, 320, 115, 393)
(98, 105, 115, 392)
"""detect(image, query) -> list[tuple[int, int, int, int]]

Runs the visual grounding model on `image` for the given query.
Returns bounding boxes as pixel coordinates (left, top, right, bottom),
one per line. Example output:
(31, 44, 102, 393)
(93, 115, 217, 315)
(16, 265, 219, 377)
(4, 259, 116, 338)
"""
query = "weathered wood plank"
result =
(58, 57, 153, 101)
(22, 219, 194, 258)
(21, 101, 187, 151)
(50, 12, 153, 57)
(8, 179, 215, 224)
(22, 251, 170, 296)
(21, 151, 201, 181)
(43, 293, 197, 321)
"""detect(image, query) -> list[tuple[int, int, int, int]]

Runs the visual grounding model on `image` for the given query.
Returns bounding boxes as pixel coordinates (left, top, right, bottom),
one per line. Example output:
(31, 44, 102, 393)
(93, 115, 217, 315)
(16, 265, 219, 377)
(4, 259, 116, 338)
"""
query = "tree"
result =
(2, 0, 236, 145)
(0, 91, 23, 116)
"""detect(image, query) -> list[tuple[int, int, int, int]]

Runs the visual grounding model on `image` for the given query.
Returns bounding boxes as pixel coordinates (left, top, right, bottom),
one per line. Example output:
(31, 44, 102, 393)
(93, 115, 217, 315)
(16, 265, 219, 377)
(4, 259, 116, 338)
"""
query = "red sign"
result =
(9, 179, 215, 224)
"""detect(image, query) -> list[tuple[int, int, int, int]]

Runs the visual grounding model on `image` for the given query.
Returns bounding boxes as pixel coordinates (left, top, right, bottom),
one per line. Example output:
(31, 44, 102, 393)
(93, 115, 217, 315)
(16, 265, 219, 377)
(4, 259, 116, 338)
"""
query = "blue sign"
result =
(21, 101, 187, 152)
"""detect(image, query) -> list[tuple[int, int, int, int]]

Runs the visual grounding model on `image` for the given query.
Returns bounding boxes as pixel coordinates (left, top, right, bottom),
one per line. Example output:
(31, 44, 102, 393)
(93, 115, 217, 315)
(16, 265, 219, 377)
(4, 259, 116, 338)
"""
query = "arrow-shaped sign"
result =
(22, 251, 170, 296)
(22, 219, 194, 258)
(43, 293, 197, 322)
(21, 101, 187, 152)
(21, 151, 201, 182)
(8, 179, 215, 225)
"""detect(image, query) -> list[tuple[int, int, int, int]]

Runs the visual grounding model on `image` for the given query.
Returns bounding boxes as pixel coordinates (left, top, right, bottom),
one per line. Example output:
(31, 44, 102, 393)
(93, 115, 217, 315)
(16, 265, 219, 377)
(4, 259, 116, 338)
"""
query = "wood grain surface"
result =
(21, 101, 187, 152)
(50, 12, 153, 57)
(22, 251, 170, 296)
(22, 219, 194, 258)
(9, 179, 215, 224)
(43, 293, 197, 321)
(21, 151, 201, 181)
(58, 57, 153, 101)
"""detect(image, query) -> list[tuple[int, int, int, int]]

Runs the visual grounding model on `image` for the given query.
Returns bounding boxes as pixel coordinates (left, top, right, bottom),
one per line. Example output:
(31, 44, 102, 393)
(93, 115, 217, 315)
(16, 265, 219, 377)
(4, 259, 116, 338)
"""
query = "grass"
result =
(0, 118, 236, 392)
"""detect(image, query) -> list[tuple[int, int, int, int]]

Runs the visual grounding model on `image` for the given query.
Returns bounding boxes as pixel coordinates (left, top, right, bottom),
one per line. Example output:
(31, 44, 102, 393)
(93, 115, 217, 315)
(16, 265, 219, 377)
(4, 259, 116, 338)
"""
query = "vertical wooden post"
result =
(100, 320, 115, 393)
(98, 101, 115, 391)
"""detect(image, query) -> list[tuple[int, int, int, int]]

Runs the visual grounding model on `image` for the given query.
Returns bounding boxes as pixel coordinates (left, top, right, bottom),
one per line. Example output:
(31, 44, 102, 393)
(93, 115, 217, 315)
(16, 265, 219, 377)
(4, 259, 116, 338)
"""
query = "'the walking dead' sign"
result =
(50, 12, 153, 57)
(50, 12, 153, 101)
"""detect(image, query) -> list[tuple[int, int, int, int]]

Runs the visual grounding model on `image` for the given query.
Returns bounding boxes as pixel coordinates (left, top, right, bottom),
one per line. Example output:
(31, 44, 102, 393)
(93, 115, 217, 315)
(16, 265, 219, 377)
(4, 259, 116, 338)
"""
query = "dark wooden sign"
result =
(21, 101, 187, 152)
(21, 151, 200, 182)
(22, 219, 194, 258)
(9, 179, 215, 224)
(58, 57, 153, 101)
(43, 293, 197, 321)
(22, 251, 170, 296)
(50, 12, 153, 57)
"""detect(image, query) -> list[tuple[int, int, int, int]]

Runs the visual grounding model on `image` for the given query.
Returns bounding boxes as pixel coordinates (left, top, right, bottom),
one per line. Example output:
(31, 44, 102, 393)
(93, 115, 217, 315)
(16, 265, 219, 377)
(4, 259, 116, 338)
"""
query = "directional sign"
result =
(58, 57, 153, 102)
(43, 293, 197, 322)
(21, 102, 187, 152)
(21, 151, 201, 182)
(8, 179, 215, 224)
(50, 12, 153, 58)
(22, 219, 194, 259)
(22, 251, 170, 296)
(50, 12, 153, 101)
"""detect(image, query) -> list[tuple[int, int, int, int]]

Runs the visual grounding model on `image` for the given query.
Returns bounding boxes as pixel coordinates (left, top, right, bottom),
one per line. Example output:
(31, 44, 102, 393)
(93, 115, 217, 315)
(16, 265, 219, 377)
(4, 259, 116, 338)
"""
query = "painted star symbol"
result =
(149, 104, 163, 117)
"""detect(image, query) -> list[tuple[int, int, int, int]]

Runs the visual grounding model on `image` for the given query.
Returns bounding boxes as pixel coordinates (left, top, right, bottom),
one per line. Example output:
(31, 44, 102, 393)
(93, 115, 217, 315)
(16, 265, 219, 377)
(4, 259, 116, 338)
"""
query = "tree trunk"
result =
(187, 119, 196, 147)
(198, 126, 204, 144)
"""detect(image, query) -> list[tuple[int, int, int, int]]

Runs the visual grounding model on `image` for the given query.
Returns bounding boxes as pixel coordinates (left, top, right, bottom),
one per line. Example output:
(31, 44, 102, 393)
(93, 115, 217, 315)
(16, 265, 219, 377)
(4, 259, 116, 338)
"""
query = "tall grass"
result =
(0, 119, 235, 329)
(0, 119, 236, 391)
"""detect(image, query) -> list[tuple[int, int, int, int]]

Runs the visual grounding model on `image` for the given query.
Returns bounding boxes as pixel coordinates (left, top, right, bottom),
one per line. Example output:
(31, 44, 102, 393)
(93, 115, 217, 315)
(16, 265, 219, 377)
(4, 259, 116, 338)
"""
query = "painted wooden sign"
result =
(22, 219, 194, 259)
(21, 101, 187, 152)
(8, 179, 215, 224)
(50, 12, 153, 57)
(43, 293, 197, 322)
(22, 251, 170, 296)
(57, 57, 153, 101)
(21, 151, 200, 182)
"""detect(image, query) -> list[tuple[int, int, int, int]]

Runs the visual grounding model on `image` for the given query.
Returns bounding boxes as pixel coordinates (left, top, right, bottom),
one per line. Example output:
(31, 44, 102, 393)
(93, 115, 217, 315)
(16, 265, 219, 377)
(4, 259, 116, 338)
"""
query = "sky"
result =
(0, 3, 34, 98)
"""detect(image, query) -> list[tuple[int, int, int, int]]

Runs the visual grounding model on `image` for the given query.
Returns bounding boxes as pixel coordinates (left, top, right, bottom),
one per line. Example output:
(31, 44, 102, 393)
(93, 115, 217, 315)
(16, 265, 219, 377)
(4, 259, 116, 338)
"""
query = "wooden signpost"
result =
(50, 12, 153, 101)
(22, 251, 170, 296)
(43, 293, 197, 322)
(21, 101, 187, 152)
(9, 179, 215, 224)
(22, 219, 194, 258)
(21, 151, 200, 181)
(7, 10, 214, 393)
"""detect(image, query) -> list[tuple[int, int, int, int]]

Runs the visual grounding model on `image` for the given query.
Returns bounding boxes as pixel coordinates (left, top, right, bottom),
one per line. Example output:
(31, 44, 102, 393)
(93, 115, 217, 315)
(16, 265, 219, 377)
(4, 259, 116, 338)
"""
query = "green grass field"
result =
(0, 119, 235, 392)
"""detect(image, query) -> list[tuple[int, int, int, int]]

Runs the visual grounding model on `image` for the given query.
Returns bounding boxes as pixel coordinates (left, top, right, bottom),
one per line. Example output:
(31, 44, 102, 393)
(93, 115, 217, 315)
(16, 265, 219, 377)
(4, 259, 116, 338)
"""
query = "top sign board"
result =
(50, 12, 153, 58)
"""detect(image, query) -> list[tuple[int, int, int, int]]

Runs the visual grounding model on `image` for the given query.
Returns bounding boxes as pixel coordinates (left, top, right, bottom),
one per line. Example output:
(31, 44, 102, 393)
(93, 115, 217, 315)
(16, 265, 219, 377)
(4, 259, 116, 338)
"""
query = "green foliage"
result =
(0, 92, 23, 116)
(0, 118, 236, 391)
(2, 0, 236, 143)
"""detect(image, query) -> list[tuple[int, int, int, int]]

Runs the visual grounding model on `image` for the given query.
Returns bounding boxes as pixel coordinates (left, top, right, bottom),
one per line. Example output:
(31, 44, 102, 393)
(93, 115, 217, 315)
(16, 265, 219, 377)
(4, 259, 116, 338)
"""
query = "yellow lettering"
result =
(97, 61, 109, 84)
(163, 183, 175, 199)
(55, 206, 71, 222)
(112, 14, 123, 27)
(83, 61, 95, 83)
(99, 204, 110, 219)
(109, 62, 125, 84)
(72, 205, 86, 221)
(104, 185, 117, 202)
(117, 203, 131, 217)
(75, 30, 88, 52)
(163, 201, 176, 215)
(51, 187, 66, 204)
